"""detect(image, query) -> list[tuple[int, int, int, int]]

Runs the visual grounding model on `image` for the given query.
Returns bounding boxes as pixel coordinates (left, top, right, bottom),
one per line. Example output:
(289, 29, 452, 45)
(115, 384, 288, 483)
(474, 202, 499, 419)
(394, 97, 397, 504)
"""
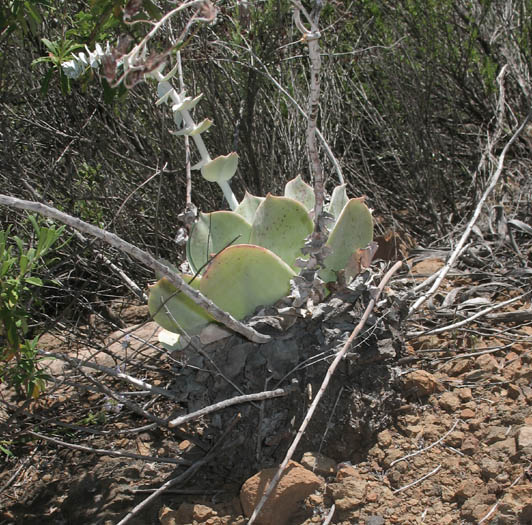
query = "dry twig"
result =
(27, 431, 189, 466)
(247, 260, 403, 524)
(408, 66, 532, 316)
(0, 194, 270, 343)
(167, 385, 294, 428)
(116, 414, 241, 525)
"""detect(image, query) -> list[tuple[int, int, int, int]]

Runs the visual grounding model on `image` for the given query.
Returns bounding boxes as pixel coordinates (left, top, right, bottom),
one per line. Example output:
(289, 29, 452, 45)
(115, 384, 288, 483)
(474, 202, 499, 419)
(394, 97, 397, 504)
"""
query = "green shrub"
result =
(0, 215, 65, 398)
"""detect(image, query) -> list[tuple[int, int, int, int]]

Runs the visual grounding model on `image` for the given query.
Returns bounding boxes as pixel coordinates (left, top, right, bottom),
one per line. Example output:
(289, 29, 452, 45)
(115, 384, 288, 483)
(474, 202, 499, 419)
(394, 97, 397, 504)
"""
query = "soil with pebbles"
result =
(1, 260, 532, 525)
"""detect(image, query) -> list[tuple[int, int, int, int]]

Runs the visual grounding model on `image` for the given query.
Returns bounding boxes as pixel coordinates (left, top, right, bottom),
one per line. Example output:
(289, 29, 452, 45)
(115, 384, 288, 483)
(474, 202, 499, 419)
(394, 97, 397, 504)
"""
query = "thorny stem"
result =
(0, 195, 269, 343)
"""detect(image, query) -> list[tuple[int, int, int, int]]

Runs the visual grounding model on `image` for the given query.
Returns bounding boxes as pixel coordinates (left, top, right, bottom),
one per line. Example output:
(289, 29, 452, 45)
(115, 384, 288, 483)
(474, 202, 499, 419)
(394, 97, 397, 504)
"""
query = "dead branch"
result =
(167, 385, 294, 428)
(38, 349, 180, 401)
(407, 293, 528, 338)
(116, 414, 241, 525)
(408, 66, 532, 316)
(0, 194, 270, 343)
(27, 431, 190, 466)
(247, 260, 403, 525)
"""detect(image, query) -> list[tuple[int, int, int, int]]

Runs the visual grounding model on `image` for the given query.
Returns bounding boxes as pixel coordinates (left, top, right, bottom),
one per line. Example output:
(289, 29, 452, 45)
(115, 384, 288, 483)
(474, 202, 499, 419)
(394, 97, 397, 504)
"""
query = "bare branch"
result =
(0, 195, 270, 343)
(247, 261, 403, 524)
(408, 67, 532, 316)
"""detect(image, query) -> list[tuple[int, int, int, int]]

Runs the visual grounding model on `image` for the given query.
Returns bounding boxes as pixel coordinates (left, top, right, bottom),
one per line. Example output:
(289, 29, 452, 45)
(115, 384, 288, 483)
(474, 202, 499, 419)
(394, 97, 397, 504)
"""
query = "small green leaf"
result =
(201, 152, 239, 183)
(25, 276, 43, 287)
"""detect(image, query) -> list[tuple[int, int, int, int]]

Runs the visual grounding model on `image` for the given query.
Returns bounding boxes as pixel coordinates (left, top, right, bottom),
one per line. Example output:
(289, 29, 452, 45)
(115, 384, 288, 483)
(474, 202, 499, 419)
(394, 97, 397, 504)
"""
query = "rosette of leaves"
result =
(149, 176, 373, 347)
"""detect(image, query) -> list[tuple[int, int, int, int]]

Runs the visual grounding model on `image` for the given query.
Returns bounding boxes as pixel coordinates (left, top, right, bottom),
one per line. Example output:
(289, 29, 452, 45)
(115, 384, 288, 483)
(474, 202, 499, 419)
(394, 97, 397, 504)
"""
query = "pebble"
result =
(461, 436, 479, 455)
(401, 370, 443, 397)
(439, 392, 460, 412)
(461, 408, 476, 419)
(516, 426, 532, 450)
(240, 461, 322, 525)
(300, 451, 336, 477)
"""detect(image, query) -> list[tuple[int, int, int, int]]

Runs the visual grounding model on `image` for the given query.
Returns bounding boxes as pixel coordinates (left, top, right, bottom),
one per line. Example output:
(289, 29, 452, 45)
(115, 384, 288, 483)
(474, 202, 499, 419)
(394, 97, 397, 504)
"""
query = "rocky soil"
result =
(1, 247, 531, 525)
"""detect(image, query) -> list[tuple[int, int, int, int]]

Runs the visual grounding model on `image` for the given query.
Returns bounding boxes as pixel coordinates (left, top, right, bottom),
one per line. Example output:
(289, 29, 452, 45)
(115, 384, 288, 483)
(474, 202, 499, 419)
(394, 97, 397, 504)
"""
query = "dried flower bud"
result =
(116, 34, 133, 57)
(144, 52, 166, 73)
(101, 54, 117, 83)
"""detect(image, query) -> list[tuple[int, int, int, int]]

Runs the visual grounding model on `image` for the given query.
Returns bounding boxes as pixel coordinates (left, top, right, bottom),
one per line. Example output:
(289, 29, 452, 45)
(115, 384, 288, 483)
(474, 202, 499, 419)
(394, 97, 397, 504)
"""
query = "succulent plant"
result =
(148, 173, 373, 346)
(76, 60, 373, 346)
(60, 42, 375, 348)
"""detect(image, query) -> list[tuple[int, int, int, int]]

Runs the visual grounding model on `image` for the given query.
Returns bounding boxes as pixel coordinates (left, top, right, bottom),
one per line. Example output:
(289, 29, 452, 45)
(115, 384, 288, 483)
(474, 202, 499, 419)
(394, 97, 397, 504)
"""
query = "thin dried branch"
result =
(292, 0, 324, 218)
(247, 261, 403, 524)
(27, 431, 190, 466)
(167, 385, 294, 428)
(116, 414, 240, 525)
(408, 66, 532, 316)
(407, 293, 528, 338)
(0, 195, 270, 343)
(38, 349, 180, 401)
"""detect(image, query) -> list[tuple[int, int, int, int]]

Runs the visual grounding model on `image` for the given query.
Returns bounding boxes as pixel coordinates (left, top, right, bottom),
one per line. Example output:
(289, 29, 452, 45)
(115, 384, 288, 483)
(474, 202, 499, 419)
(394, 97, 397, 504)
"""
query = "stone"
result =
(401, 370, 443, 397)
(507, 383, 522, 399)
(498, 485, 532, 523)
(445, 430, 465, 447)
(326, 477, 368, 511)
(480, 458, 503, 480)
(240, 461, 323, 525)
(404, 424, 424, 438)
(300, 452, 336, 477)
(158, 503, 218, 525)
(476, 353, 500, 373)
(489, 437, 517, 459)
(454, 478, 483, 502)
(336, 464, 359, 480)
(377, 429, 393, 448)
(461, 408, 475, 419)
(441, 359, 471, 377)
(516, 426, 532, 450)
(485, 426, 508, 444)
(439, 392, 460, 412)
(383, 449, 404, 469)
(457, 387, 473, 401)
(461, 436, 479, 455)
(460, 492, 496, 522)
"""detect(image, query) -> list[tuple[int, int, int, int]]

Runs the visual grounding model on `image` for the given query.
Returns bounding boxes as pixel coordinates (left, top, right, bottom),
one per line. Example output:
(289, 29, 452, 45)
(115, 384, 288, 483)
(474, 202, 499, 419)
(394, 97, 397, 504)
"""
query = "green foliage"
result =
(0, 215, 65, 398)
(0, 0, 50, 41)
(31, 36, 85, 94)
